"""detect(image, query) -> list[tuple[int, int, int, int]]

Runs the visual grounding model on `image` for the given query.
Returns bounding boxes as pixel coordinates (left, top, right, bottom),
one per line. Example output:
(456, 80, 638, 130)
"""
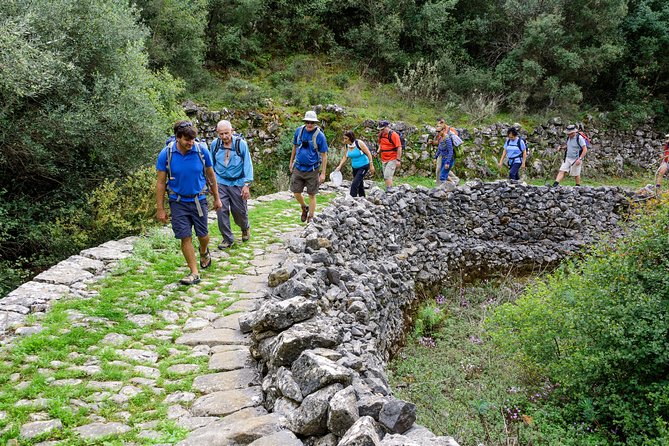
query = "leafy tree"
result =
(0, 0, 180, 290)
(134, 0, 208, 78)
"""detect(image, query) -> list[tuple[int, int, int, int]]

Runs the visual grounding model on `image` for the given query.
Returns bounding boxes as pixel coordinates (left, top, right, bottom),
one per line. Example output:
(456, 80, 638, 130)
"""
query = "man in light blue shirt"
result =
(553, 124, 588, 187)
(211, 120, 254, 248)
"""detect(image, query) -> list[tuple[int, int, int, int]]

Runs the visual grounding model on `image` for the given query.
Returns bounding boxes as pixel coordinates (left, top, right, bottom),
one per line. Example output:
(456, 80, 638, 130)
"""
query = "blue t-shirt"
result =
(347, 142, 370, 169)
(293, 126, 328, 171)
(156, 142, 212, 202)
(211, 137, 254, 187)
(504, 138, 526, 164)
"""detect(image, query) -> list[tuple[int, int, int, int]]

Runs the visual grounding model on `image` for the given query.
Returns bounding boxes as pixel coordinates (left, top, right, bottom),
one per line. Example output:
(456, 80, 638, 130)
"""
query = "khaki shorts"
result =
(657, 162, 669, 174)
(290, 168, 320, 195)
(382, 160, 398, 180)
(559, 158, 583, 177)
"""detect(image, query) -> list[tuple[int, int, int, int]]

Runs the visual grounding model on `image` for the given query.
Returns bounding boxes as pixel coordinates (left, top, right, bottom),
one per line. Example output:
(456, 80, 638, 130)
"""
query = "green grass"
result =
(0, 193, 335, 445)
(388, 279, 547, 446)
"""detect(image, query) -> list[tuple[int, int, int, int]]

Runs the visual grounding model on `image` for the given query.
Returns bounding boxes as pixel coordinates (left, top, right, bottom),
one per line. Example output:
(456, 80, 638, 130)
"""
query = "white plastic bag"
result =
(329, 170, 343, 187)
(450, 133, 463, 147)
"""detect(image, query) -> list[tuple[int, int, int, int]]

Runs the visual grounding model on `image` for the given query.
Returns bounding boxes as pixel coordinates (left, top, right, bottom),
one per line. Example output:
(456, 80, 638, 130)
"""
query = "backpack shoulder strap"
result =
(312, 127, 320, 151)
(297, 125, 305, 144)
(234, 137, 242, 157)
(387, 129, 394, 143)
(165, 143, 175, 181)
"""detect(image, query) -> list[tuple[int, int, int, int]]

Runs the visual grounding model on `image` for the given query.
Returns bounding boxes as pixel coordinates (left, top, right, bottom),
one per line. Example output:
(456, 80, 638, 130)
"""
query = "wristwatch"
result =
(244, 182, 251, 187)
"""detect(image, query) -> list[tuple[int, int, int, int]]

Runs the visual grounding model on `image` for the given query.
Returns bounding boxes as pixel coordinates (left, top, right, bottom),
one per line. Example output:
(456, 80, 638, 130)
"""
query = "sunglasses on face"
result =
(177, 121, 193, 130)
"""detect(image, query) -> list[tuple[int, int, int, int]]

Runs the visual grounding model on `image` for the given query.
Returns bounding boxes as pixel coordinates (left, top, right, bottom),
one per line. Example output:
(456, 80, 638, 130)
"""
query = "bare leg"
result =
(574, 175, 581, 186)
(308, 194, 317, 217)
(294, 192, 306, 207)
(180, 237, 198, 275)
(197, 235, 209, 256)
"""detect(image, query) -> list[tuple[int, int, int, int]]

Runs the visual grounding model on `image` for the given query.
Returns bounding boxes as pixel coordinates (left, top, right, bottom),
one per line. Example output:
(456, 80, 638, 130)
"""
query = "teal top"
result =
(347, 142, 370, 169)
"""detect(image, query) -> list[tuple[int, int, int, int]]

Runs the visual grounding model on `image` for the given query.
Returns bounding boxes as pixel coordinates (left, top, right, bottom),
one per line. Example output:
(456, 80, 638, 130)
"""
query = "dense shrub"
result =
(489, 198, 669, 444)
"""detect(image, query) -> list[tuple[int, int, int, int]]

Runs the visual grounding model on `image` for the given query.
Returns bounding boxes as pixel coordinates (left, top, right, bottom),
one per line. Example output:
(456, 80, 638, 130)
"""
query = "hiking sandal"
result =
(300, 205, 308, 222)
(306, 214, 314, 224)
(200, 248, 211, 269)
(179, 273, 201, 286)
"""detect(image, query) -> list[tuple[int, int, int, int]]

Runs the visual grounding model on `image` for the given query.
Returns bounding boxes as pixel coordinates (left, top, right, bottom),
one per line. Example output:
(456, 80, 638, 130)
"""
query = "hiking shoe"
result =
(200, 248, 211, 269)
(551, 181, 560, 187)
(306, 214, 314, 224)
(179, 273, 201, 286)
(300, 205, 308, 222)
(218, 240, 233, 250)
(242, 227, 251, 242)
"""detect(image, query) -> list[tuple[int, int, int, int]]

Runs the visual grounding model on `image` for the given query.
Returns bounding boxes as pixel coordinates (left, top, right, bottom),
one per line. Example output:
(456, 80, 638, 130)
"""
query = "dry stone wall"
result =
(244, 182, 632, 445)
(182, 101, 665, 180)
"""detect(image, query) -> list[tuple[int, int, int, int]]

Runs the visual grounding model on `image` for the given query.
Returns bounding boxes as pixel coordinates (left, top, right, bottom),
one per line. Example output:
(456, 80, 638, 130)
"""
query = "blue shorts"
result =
(169, 199, 209, 239)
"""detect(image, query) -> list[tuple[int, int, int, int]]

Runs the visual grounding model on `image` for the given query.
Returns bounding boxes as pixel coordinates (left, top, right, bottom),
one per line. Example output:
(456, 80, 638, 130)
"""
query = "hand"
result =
(395, 159, 401, 165)
(319, 172, 326, 184)
(213, 198, 222, 211)
(289, 164, 294, 174)
(444, 164, 450, 169)
(335, 166, 341, 172)
(157, 209, 168, 224)
(370, 167, 375, 175)
(521, 164, 526, 169)
(498, 161, 503, 169)
(241, 186, 251, 200)
(575, 159, 582, 166)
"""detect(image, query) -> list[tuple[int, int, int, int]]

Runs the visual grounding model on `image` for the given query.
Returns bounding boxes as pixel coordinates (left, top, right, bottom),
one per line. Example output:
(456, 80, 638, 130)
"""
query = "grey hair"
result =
(216, 120, 232, 131)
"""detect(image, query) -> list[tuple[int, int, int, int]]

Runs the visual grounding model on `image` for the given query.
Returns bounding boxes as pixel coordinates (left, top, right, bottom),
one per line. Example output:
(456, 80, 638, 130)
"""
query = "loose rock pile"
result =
(244, 181, 631, 445)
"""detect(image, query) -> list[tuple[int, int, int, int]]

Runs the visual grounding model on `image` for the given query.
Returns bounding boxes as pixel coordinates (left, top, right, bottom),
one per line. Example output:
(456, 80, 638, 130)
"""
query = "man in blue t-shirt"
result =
(289, 110, 329, 223)
(156, 120, 222, 285)
(211, 120, 254, 249)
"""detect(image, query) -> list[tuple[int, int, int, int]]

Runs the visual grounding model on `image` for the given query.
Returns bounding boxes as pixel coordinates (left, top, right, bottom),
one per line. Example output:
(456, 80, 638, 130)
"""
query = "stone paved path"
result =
(0, 191, 328, 445)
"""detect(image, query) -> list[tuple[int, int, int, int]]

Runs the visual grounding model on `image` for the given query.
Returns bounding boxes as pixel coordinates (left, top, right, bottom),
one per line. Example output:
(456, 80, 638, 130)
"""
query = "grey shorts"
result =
(382, 160, 398, 180)
(291, 169, 320, 195)
(169, 199, 209, 239)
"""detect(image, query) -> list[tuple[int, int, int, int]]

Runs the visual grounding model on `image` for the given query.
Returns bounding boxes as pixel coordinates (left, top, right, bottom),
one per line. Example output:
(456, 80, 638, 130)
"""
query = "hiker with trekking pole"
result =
(552, 124, 589, 187)
(333, 130, 375, 197)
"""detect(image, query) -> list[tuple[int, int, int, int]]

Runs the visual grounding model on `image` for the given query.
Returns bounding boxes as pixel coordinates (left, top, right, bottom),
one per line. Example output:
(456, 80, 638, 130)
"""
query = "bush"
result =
(489, 198, 669, 444)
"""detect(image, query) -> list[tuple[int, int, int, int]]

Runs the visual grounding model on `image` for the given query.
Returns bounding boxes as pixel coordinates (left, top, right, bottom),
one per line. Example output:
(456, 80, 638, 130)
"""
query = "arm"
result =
(576, 137, 588, 165)
(205, 167, 222, 211)
(393, 132, 402, 164)
(319, 152, 328, 183)
(359, 141, 375, 173)
(241, 142, 253, 200)
(336, 151, 347, 171)
(289, 145, 297, 173)
(156, 170, 168, 223)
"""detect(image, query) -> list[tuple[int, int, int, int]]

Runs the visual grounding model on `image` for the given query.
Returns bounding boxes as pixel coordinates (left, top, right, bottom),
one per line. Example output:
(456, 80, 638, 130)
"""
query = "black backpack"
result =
(386, 129, 407, 151)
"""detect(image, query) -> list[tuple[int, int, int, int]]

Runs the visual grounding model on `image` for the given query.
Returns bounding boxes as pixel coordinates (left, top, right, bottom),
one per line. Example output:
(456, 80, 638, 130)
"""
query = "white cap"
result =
(303, 110, 319, 123)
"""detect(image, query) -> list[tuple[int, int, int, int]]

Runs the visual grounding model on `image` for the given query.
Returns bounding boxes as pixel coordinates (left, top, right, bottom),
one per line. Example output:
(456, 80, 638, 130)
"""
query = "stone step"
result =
(209, 348, 252, 372)
(190, 386, 263, 417)
(176, 328, 249, 347)
(177, 413, 285, 446)
(192, 368, 259, 393)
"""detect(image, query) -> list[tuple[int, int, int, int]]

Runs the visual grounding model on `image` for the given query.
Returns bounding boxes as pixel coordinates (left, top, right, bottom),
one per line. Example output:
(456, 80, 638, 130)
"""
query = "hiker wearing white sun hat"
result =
(289, 110, 329, 223)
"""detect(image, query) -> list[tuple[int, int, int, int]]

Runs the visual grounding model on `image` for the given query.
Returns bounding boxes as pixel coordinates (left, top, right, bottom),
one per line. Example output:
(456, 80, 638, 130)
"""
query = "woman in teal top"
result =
(334, 130, 375, 197)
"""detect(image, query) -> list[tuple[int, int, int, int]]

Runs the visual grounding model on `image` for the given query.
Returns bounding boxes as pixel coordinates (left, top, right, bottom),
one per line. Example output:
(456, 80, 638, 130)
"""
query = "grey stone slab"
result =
(80, 247, 131, 261)
(190, 386, 263, 417)
(33, 263, 94, 286)
(248, 430, 303, 446)
(228, 276, 268, 294)
(175, 328, 249, 347)
(120, 349, 159, 363)
(208, 349, 252, 371)
(74, 422, 131, 440)
(225, 299, 259, 313)
(175, 416, 218, 431)
(177, 414, 284, 446)
(212, 314, 241, 330)
(20, 419, 63, 439)
(192, 368, 259, 393)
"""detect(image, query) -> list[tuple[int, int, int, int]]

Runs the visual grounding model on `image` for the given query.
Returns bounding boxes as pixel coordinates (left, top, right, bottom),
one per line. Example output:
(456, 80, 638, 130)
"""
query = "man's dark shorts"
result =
(290, 168, 319, 195)
(169, 199, 209, 239)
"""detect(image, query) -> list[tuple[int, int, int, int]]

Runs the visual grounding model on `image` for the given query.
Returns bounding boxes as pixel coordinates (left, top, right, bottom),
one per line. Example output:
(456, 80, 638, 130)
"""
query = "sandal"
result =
(306, 214, 314, 223)
(300, 205, 308, 222)
(179, 273, 201, 286)
(200, 248, 211, 269)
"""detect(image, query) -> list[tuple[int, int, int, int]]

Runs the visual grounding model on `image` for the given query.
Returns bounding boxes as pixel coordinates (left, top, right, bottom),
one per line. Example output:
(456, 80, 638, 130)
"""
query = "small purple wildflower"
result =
(435, 294, 446, 305)
(419, 336, 436, 348)
(469, 335, 483, 344)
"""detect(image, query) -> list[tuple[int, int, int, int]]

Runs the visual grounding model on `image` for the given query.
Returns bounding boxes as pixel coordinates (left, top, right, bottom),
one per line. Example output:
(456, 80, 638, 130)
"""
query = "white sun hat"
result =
(303, 110, 319, 122)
